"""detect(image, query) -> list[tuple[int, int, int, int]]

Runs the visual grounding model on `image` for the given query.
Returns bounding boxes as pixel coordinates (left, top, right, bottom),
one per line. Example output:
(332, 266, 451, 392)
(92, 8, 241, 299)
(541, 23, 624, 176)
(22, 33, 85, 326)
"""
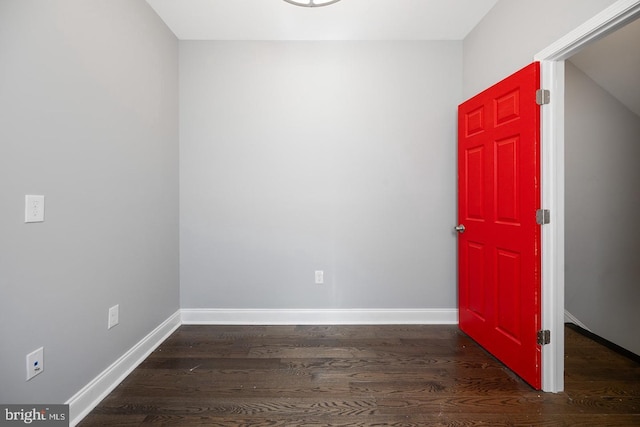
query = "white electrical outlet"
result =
(315, 270, 324, 284)
(108, 304, 119, 329)
(25, 195, 45, 223)
(26, 347, 44, 381)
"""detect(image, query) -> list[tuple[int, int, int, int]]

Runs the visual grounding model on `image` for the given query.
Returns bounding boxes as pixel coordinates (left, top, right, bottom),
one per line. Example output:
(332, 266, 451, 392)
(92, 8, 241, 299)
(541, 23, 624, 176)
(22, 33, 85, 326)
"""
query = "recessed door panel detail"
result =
(495, 136, 519, 224)
(494, 89, 520, 126)
(465, 106, 485, 137)
(467, 242, 486, 320)
(466, 146, 484, 220)
(495, 249, 522, 344)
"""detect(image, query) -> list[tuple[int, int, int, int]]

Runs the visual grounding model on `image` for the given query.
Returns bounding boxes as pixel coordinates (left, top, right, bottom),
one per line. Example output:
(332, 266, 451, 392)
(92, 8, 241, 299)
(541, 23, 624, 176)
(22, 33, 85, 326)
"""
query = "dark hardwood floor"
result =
(79, 324, 640, 426)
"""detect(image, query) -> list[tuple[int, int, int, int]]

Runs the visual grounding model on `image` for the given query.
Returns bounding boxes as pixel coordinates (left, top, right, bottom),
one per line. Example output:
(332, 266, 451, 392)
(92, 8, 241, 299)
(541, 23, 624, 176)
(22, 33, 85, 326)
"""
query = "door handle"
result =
(455, 224, 465, 233)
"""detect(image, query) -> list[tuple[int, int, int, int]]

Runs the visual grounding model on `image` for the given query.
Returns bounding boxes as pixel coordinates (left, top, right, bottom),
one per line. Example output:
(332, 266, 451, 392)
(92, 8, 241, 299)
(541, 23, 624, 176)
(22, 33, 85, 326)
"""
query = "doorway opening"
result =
(563, 15, 640, 361)
(535, 0, 640, 392)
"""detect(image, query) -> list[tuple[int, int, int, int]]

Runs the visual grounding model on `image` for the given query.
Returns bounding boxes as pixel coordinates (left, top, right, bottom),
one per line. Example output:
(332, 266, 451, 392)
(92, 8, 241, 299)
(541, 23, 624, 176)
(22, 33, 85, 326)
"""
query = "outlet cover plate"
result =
(25, 195, 45, 223)
(26, 347, 44, 381)
(315, 270, 324, 284)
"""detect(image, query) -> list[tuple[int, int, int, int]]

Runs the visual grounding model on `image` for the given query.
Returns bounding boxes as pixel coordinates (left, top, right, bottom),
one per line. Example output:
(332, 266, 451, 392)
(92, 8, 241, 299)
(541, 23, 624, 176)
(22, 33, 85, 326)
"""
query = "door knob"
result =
(455, 224, 465, 233)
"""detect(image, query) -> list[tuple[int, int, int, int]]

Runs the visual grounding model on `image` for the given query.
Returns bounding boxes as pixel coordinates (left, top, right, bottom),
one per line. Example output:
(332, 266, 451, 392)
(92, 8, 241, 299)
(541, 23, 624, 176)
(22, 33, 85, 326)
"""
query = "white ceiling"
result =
(145, 0, 498, 41)
(569, 17, 640, 117)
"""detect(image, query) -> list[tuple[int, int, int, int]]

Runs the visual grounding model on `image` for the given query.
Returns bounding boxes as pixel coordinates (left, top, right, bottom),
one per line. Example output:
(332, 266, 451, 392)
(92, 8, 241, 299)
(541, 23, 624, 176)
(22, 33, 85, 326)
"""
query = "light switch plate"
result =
(25, 195, 45, 223)
(108, 304, 119, 329)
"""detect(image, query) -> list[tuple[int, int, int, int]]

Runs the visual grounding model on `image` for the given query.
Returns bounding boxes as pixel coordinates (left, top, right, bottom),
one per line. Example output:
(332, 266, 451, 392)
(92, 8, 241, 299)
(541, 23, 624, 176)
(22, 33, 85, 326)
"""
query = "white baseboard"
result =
(564, 309, 590, 331)
(181, 308, 459, 325)
(66, 310, 181, 427)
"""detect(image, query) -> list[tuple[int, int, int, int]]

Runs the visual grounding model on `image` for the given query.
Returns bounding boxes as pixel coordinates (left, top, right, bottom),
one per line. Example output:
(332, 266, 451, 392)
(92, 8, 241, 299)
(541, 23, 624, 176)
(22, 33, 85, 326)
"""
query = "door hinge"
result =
(536, 89, 550, 105)
(537, 330, 551, 346)
(536, 209, 550, 225)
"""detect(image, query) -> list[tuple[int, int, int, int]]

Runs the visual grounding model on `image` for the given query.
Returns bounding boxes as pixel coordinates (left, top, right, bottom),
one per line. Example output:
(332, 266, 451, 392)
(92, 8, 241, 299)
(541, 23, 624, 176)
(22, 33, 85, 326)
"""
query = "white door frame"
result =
(535, 0, 640, 392)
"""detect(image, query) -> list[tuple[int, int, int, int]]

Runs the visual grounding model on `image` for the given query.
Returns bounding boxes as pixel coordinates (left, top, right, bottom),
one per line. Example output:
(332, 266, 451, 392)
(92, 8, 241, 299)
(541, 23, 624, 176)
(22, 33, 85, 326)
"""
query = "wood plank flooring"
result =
(79, 325, 640, 426)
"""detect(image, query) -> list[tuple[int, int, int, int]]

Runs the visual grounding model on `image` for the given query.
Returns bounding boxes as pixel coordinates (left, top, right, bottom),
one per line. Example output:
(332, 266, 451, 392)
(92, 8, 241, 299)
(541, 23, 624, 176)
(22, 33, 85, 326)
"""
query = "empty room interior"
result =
(1, 0, 639, 425)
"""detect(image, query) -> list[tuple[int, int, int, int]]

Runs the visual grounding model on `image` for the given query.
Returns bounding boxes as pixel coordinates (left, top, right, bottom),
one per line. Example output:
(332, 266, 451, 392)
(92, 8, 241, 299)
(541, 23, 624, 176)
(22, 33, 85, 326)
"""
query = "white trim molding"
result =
(535, 0, 640, 393)
(564, 310, 591, 331)
(535, 0, 640, 62)
(181, 308, 458, 325)
(538, 58, 566, 394)
(66, 310, 182, 427)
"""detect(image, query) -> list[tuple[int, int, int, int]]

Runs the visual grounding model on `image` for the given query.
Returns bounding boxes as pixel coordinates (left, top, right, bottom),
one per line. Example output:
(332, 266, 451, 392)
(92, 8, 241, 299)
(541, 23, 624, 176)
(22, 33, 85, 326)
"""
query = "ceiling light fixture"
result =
(283, 0, 342, 7)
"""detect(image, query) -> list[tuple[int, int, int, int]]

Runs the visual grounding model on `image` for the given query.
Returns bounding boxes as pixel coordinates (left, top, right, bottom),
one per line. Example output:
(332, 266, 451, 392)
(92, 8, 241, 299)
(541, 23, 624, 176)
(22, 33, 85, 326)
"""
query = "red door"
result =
(457, 62, 542, 389)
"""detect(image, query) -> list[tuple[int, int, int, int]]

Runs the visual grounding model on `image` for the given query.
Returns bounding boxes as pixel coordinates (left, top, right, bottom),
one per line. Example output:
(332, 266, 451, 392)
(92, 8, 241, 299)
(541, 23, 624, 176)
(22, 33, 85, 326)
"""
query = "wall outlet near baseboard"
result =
(25, 195, 45, 223)
(315, 270, 324, 284)
(108, 304, 119, 329)
(26, 347, 44, 381)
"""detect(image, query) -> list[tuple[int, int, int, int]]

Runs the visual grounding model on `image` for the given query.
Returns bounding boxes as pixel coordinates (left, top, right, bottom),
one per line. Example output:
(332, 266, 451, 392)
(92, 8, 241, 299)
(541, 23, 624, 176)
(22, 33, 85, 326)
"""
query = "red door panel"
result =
(458, 62, 541, 389)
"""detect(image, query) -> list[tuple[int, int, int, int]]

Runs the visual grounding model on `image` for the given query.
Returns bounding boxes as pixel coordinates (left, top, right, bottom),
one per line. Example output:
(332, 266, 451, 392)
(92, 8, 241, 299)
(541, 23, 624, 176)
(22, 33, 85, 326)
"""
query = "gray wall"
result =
(180, 41, 461, 309)
(565, 62, 640, 355)
(463, 0, 617, 98)
(0, 0, 179, 403)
